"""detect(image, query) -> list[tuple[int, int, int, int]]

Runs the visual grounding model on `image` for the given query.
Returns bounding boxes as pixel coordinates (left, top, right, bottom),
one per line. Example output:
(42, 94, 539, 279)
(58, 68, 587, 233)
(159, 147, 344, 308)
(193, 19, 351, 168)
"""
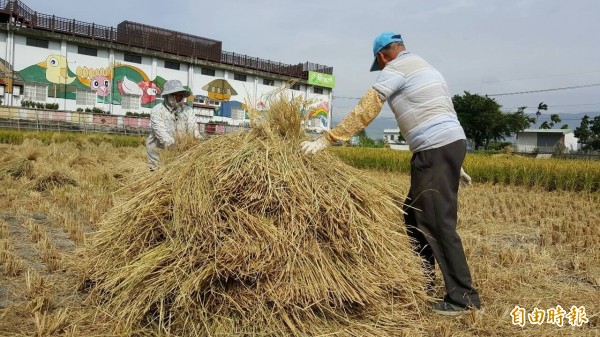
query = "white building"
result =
(0, 0, 335, 130)
(383, 128, 402, 144)
(515, 129, 579, 154)
(383, 128, 409, 151)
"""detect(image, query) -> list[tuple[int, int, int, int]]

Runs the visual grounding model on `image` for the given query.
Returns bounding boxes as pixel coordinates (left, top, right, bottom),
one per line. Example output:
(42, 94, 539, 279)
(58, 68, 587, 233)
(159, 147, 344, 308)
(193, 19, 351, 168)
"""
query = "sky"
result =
(20, 0, 600, 139)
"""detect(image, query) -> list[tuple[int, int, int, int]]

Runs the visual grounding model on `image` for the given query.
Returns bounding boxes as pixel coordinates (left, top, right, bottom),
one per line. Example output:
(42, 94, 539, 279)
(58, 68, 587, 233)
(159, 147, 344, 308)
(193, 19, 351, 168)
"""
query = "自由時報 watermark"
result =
(510, 305, 588, 327)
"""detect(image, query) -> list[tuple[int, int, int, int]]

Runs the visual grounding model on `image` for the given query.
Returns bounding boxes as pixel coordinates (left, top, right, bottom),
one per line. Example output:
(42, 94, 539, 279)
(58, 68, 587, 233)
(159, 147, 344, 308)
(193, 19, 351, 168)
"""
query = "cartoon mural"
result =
(139, 81, 161, 105)
(76, 66, 113, 97)
(13, 54, 325, 123)
(308, 101, 329, 128)
(202, 79, 237, 101)
(17, 55, 172, 107)
(0, 57, 24, 93)
(39, 55, 76, 85)
(199, 78, 249, 120)
(91, 76, 111, 97)
(18, 54, 83, 99)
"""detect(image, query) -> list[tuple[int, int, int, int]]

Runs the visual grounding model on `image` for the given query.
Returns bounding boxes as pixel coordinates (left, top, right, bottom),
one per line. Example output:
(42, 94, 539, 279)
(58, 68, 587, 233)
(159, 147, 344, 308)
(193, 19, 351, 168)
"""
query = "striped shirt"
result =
(373, 51, 465, 152)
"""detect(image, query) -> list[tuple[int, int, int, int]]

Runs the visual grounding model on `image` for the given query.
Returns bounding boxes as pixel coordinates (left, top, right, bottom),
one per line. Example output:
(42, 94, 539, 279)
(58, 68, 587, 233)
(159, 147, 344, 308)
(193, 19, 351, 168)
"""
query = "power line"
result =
(450, 70, 600, 87)
(502, 102, 600, 110)
(488, 83, 600, 97)
(332, 95, 363, 100)
(335, 83, 600, 101)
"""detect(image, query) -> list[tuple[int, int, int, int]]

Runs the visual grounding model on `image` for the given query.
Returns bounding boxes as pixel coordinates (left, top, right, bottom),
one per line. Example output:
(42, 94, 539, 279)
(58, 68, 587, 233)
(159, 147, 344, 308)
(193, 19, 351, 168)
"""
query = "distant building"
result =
(0, 0, 334, 128)
(383, 128, 409, 151)
(515, 129, 579, 154)
(383, 128, 402, 144)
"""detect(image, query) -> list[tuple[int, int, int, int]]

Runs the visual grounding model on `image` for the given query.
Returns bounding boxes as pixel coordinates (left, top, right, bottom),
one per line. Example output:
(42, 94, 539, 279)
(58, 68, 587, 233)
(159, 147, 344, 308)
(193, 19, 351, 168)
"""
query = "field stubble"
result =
(0, 139, 598, 336)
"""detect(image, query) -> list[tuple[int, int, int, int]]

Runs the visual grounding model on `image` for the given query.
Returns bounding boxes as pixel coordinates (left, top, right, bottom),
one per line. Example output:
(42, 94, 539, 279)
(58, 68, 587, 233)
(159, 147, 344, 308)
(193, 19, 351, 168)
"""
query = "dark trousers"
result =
(403, 139, 480, 308)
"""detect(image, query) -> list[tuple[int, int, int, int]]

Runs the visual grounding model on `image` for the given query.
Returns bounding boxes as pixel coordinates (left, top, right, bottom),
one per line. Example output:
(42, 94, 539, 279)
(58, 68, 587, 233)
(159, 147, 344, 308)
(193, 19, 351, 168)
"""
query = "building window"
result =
(164, 60, 180, 70)
(291, 84, 301, 91)
(78, 46, 98, 56)
(24, 84, 48, 101)
(124, 54, 142, 64)
(233, 73, 247, 82)
(390, 135, 395, 141)
(122, 94, 140, 110)
(201, 68, 215, 76)
(231, 108, 246, 121)
(313, 87, 324, 94)
(263, 78, 275, 86)
(76, 90, 97, 106)
(26, 37, 49, 48)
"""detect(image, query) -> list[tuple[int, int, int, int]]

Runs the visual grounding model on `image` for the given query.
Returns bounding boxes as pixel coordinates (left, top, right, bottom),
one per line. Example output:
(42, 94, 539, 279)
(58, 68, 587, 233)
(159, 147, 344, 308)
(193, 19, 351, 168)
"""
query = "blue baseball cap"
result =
(370, 32, 403, 71)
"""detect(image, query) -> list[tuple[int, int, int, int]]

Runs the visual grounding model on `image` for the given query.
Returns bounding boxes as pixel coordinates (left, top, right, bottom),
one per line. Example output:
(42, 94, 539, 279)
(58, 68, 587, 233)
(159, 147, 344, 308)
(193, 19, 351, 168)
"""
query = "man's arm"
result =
(460, 167, 472, 187)
(182, 108, 203, 139)
(301, 88, 384, 154)
(151, 109, 175, 147)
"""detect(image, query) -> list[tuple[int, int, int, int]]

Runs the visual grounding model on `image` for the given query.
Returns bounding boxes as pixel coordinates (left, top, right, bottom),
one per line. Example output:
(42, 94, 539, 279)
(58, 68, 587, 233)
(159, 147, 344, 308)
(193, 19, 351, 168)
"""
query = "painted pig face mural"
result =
(90, 76, 110, 97)
(139, 81, 161, 105)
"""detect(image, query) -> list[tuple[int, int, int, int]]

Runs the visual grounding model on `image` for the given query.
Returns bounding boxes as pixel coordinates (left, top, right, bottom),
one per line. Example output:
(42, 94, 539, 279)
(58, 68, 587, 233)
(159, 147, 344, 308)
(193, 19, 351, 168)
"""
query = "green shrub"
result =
(0, 130, 24, 144)
(0, 130, 145, 148)
(329, 147, 600, 193)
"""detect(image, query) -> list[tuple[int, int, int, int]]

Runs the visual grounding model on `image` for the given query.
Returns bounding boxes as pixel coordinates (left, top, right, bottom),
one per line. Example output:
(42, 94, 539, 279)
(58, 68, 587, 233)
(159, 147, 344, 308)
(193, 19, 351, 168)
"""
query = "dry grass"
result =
(0, 157, 35, 179)
(80, 95, 431, 336)
(0, 100, 598, 336)
(33, 171, 78, 192)
(24, 269, 54, 313)
(33, 307, 69, 336)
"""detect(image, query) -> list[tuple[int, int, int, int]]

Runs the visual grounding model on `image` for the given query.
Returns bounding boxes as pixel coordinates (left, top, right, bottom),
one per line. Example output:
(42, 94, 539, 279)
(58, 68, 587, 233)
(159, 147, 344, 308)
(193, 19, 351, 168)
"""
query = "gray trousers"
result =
(146, 138, 163, 171)
(403, 139, 481, 308)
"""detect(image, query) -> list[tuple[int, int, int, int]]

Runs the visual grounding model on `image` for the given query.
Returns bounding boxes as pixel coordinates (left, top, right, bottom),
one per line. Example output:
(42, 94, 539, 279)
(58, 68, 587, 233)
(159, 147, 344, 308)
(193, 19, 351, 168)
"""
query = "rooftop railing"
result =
(0, 0, 333, 78)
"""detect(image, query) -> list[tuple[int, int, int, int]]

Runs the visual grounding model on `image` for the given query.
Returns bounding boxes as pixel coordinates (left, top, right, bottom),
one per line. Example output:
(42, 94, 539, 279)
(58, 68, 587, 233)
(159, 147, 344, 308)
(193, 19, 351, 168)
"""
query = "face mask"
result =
(166, 95, 186, 110)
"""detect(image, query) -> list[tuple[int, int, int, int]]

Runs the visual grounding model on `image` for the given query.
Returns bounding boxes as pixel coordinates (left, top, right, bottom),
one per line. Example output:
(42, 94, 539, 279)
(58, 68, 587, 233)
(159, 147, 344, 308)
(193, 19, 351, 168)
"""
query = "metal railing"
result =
(0, 107, 250, 136)
(0, 0, 333, 78)
(0, 0, 116, 41)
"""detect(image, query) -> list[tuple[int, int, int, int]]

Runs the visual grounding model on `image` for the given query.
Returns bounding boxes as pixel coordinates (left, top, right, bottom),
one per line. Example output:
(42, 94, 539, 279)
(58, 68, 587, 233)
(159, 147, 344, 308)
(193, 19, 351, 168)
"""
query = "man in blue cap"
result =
(301, 32, 481, 315)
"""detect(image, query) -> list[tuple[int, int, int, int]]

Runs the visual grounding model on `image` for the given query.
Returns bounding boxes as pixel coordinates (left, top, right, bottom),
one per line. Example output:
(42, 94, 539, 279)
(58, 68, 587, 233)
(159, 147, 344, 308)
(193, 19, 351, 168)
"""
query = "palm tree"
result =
(536, 102, 548, 118)
(549, 114, 561, 128)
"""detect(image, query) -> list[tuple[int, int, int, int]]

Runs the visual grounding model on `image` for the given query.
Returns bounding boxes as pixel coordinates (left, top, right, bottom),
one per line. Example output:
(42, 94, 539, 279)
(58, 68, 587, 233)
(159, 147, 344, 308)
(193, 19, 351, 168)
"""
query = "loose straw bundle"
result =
(81, 94, 430, 336)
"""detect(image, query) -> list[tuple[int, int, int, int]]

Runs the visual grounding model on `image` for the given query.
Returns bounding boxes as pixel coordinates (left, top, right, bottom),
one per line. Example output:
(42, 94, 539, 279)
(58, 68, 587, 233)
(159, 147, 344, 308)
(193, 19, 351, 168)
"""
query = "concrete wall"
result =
(515, 133, 537, 153)
(0, 28, 332, 127)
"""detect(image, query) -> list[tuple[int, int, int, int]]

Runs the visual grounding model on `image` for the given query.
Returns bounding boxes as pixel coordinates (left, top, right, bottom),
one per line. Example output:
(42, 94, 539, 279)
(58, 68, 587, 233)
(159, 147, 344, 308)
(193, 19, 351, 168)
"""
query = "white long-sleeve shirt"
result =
(147, 102, 199, 148)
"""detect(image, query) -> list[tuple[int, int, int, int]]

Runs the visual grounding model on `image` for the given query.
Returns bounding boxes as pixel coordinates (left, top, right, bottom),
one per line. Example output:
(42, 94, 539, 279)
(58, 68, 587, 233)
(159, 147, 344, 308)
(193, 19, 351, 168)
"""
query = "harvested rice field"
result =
(1, 131, 598, 336)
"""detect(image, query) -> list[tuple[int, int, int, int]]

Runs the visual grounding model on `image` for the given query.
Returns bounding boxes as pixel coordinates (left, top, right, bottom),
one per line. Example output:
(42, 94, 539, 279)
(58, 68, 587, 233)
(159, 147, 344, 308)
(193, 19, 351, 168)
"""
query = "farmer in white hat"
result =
(146, 79, 201, 171)
(300, 32, 480, 315)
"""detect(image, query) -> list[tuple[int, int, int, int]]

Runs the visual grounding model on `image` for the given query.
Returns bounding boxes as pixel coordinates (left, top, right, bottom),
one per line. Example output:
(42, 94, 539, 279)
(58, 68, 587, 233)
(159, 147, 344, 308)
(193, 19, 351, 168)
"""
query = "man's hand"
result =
(165, 138, 175, 148)
(300, 137, 330, 155)
(459, 167, 472, 187)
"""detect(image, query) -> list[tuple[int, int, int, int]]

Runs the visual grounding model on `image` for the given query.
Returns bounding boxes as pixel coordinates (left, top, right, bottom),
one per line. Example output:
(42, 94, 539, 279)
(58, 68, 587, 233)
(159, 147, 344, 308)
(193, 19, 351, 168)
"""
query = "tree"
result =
(453, 92, 534, 149)
(574, 115, 600, 151)
(356, 130, 383, 148)
(574, 115, 591, 147)
(539, 121, 551, 129)
(538, 114, 562, 129)
(549, 114, 561, 128)
(536, 102, 548, 119)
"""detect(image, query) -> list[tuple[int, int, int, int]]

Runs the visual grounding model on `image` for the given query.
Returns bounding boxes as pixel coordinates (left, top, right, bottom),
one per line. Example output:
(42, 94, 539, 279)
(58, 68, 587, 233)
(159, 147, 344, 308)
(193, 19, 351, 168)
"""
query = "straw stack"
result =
(81, 95, 430, 336)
